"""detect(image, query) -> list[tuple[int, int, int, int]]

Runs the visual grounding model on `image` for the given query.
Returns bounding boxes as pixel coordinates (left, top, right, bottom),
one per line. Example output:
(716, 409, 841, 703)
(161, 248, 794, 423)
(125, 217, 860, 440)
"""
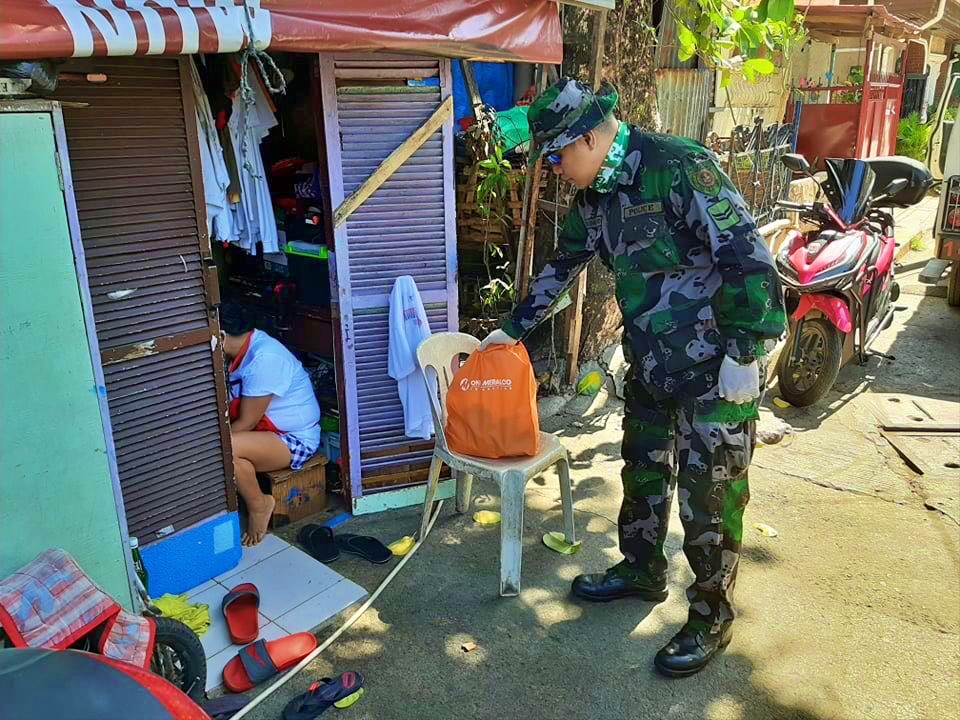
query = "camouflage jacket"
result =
(503, 127, 786, 400)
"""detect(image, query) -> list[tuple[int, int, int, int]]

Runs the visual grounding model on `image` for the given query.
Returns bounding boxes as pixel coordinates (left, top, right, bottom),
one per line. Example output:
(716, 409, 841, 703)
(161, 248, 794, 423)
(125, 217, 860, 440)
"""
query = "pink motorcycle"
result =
(774, 154, 933, 406)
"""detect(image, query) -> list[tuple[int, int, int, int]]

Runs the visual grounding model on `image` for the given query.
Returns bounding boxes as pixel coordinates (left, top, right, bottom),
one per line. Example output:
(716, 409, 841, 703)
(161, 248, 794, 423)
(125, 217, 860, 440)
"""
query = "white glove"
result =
(479, 329, 519, 351)
(718, 355, 760, 404)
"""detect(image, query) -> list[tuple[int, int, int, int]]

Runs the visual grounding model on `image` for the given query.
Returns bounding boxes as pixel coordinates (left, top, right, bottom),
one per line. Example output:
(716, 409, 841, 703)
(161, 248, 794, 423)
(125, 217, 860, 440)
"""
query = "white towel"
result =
(388, 276, 436, 440)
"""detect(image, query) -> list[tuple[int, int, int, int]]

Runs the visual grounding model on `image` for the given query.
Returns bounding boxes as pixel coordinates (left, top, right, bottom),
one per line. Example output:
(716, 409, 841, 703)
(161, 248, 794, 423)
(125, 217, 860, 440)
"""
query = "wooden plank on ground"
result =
(333, 95, 453, 228)
(881, 423, 960, 433)
(879, 429, 960, 476)
(867, 393, 960, 430)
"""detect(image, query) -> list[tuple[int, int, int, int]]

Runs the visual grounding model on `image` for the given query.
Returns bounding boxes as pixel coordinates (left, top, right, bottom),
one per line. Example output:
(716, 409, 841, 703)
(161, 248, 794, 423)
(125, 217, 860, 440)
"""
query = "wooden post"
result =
(515, 65, 549, 299)
(564, 9, 608, 385)
(334, 95, 453, 228)
(855, 34, 875, 158)
(461, 61, 483, 121)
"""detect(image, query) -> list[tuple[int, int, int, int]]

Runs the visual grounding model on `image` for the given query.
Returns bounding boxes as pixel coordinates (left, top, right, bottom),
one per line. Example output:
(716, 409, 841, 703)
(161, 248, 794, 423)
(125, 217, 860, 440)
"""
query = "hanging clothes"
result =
(388, 276, 436, 440)
(227, 65, 279, 255)
(190, 59, 236, 243)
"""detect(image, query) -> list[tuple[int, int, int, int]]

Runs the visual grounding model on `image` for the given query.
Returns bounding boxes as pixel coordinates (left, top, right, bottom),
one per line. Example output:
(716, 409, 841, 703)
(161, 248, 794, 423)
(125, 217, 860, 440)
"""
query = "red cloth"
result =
(0, 1, 561, 63)
(0, 549, 154, 668)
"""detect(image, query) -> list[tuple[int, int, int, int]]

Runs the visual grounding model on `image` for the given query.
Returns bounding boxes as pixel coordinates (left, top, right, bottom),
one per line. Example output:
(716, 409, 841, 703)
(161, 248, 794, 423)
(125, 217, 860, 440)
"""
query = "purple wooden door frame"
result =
(319, 54, 458, 501)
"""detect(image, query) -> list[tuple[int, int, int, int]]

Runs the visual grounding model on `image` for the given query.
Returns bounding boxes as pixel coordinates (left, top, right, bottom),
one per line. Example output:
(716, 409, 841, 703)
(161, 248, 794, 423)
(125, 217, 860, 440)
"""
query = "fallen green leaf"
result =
(543, 532, 582, 555)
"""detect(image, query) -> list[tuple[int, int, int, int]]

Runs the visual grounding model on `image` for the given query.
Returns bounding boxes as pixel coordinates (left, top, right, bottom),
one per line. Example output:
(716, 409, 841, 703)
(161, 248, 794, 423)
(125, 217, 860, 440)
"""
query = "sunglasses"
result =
(545, 153, 562, 166)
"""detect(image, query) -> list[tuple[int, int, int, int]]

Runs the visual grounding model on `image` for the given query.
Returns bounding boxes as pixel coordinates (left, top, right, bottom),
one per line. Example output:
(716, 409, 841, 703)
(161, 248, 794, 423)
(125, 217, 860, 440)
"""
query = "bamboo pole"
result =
(564, 9, 607, 385)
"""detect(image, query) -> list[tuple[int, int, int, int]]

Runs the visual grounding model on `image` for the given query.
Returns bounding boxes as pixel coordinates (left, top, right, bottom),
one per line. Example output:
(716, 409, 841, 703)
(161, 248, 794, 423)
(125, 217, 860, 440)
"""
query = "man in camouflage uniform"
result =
(481, 78, 786, 677)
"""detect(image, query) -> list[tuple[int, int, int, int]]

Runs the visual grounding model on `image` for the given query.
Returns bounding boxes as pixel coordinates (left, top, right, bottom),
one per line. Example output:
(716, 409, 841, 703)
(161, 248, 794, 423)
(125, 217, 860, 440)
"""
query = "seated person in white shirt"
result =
(221, 324, 322, 546)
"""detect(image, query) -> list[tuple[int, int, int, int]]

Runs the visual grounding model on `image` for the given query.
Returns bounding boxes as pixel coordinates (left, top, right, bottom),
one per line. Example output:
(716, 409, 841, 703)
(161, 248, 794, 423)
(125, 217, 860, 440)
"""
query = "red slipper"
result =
(221, 583, 260, 645)
(223, 633, 319, 692)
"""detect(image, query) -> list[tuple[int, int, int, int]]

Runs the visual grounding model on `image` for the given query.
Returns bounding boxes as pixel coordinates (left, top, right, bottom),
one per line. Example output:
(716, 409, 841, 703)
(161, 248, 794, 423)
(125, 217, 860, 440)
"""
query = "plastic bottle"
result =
(129, 537, 149, 595)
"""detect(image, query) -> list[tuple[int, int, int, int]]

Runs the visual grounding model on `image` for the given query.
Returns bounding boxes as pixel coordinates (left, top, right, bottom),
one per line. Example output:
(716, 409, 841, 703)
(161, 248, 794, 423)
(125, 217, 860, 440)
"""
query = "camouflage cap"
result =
(527, 77, 619, 160)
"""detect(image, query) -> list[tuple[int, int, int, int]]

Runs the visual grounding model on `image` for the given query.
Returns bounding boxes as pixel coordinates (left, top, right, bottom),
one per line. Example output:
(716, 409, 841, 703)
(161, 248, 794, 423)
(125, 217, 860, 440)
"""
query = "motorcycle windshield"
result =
(823, 158, 876, 224)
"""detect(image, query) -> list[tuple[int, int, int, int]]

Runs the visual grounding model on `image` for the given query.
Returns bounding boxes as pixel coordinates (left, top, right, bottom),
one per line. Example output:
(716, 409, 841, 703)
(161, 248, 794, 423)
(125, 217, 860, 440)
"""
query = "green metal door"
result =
(0, 106, 133, 606)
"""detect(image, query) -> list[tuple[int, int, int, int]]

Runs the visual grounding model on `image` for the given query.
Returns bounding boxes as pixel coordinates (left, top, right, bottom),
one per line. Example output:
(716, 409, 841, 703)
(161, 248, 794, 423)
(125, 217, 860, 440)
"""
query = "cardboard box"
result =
(266, 453, 328, 527)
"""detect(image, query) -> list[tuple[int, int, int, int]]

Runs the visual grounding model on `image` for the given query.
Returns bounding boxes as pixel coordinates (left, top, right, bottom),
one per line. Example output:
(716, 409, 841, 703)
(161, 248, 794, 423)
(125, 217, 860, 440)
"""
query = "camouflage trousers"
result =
(618, 373, 756, 634)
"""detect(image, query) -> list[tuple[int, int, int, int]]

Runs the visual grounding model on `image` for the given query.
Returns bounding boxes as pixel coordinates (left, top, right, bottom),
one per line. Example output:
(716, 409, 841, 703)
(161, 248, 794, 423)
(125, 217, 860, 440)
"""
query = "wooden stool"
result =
(264, 453, 328, 528)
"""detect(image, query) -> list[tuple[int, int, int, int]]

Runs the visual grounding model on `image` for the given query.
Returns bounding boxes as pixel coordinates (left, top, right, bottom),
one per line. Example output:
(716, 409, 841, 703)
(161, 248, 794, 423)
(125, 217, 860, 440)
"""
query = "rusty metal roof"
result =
(804, 0, 960, 42)
(802, 2, 923, 38)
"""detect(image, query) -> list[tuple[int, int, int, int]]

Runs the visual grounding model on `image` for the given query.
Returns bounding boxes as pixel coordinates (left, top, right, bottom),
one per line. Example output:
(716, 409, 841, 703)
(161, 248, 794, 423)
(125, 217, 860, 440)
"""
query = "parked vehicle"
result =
(0, 647, 210, 720)
(773, 153, 934, 406)
(0, 549, 206, 702)
(927, 60, 960, 306)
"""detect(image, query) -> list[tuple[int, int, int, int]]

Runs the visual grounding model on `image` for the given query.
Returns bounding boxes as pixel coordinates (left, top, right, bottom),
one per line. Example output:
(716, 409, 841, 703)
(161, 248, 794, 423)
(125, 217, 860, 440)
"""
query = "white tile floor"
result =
(185, 534, 367, 692)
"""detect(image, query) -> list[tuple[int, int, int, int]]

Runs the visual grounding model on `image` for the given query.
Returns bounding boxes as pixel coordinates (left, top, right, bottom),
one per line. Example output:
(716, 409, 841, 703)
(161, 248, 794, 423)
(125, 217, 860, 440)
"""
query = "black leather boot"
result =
(570, 567, 668, 603)
(654, 624, 733, 677)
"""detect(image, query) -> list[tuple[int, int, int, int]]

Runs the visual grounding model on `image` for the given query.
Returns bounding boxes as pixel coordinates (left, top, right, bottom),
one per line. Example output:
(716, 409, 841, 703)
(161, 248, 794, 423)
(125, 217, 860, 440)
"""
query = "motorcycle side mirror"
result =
(781, 153, 812, 175)
(872, 178, 909, 205)
(880, 178, 909, 197)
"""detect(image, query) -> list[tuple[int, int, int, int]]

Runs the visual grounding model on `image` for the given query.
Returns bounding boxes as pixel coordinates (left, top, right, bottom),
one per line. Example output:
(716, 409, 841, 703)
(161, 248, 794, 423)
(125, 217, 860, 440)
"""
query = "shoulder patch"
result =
(686, 155, 723, 197)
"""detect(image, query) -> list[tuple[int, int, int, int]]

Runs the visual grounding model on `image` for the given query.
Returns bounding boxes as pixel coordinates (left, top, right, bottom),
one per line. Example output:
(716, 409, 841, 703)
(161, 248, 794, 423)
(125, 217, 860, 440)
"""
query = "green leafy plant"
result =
(832, 66, 864, 104)
(896, 112, 933, 162)
(476, 144, 513, 221)
(833, 83, 862, 104)
(460, 106, 520, 318)
(480, 243, 517, 316)
(672, 0, 807, 87)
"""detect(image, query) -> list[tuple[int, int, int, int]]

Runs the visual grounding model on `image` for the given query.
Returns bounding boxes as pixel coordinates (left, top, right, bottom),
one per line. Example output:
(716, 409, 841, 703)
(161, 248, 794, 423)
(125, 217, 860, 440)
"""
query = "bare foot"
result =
(242, 494, 276, 547)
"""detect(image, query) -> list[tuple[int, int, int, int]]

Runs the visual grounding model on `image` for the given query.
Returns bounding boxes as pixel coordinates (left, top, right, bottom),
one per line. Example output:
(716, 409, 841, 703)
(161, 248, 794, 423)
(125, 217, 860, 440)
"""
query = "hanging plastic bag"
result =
(444, 344, 541, 459)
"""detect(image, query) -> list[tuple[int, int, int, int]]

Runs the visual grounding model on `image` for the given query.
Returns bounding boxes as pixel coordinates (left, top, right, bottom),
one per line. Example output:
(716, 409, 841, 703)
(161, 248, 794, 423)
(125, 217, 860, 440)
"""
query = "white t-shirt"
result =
(228, 330, 321, 446)
(387, 276, 435, 440)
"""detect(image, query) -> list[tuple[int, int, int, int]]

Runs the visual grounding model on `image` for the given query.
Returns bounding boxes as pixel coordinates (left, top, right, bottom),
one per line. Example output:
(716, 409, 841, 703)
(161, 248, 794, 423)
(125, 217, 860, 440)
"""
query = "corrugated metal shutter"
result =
(320, 54, 458, 497)
(656, 68, 714, 140)
(655, 1, 697, 70)
(54, 57, 233, 542)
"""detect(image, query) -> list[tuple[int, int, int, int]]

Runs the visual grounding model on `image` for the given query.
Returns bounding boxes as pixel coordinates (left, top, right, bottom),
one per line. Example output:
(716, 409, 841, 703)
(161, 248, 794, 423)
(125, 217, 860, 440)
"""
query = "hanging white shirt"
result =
(228, 67, 279, 254)
(190, 59, 236, 244)
(388, 276, 436, 440)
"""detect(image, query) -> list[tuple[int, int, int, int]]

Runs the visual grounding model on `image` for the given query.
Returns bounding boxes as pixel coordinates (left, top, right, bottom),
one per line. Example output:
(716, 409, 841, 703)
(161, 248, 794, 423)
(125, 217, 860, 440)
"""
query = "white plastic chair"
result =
(416, 332, 576, 597)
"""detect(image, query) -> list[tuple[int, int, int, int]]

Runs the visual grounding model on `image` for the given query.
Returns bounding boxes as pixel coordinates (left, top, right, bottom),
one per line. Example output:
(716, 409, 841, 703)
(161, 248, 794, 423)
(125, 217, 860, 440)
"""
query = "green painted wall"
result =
(0, 111, 132, 606)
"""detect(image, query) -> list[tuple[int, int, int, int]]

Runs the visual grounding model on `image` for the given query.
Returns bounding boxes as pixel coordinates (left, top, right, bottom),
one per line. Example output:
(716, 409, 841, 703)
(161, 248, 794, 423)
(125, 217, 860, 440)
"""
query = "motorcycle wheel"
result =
(777, 317, 843, 407)
(150, 616, 207, 702)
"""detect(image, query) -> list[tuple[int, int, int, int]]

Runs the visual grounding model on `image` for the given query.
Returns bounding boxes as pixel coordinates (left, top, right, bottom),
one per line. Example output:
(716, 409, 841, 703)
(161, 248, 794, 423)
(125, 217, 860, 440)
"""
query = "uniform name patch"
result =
(584, 216, 603, 229)
(624, 202, 664, 218)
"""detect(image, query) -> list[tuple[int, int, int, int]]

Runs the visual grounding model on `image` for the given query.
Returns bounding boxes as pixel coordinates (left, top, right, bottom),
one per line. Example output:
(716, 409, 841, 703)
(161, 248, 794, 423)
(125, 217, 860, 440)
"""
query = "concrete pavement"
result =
(240, 292, 959, 720)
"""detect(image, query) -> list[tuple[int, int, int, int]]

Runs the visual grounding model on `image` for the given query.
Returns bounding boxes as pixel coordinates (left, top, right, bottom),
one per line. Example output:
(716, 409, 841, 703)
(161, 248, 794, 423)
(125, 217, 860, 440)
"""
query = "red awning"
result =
(0, 1, 562, 63)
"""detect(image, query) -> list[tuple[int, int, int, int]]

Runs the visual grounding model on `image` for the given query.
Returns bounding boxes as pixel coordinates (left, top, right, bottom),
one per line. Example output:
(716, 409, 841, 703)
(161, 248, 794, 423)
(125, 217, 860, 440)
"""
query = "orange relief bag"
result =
(444, 344, 541, 459)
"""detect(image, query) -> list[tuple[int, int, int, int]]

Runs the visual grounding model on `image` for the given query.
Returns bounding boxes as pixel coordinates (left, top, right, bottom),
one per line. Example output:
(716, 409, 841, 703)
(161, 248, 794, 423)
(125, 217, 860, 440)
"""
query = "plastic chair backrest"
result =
(416, 332, 480, 450)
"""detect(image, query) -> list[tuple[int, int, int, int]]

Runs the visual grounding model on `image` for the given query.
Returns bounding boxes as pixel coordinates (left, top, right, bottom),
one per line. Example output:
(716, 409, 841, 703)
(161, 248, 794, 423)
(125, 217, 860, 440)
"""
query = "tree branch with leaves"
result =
(673, 0, 806, 86)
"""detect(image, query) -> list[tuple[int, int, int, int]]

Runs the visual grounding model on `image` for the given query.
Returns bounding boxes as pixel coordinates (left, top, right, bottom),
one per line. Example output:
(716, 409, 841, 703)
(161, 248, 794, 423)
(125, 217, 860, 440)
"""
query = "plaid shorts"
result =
(279, 433, 319, 471)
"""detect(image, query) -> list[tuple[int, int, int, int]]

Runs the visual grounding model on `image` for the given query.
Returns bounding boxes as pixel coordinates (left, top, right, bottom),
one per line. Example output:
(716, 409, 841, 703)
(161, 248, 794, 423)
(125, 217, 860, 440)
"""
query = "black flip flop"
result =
(336, 534, 392, 564)
(282, 672, 364, 720)
(297, 524, 339, 563)
(201, 695, 250, 720)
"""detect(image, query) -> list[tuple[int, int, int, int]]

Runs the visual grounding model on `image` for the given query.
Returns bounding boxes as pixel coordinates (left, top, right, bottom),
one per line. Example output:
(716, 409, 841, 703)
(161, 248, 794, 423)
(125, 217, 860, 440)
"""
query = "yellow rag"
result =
(153, 593, 211, 637)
